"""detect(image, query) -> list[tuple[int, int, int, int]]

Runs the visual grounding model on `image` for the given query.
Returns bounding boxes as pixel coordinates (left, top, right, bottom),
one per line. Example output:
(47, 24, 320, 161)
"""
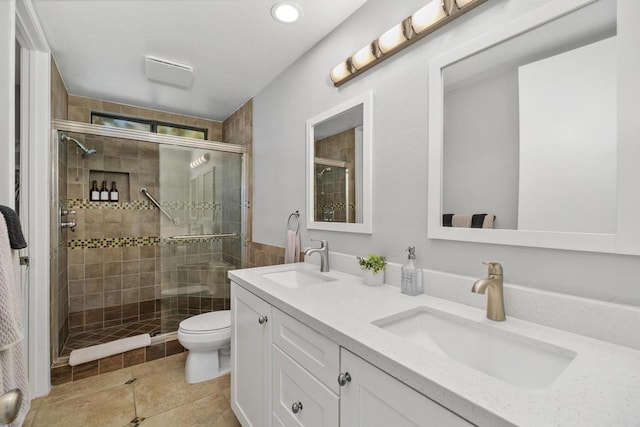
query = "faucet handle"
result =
(310, 239, 328, 248)
(483, 262, 503, 276)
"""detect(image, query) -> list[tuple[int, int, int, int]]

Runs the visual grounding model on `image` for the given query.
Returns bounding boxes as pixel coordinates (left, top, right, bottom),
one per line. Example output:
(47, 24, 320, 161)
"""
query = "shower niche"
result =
(88, 170, 131, 202)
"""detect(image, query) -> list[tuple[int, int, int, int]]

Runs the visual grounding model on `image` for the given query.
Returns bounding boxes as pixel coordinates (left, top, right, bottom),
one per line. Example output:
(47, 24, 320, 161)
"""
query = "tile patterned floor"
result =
(25, 353, 240, 427)
(60, 315, 190, 357)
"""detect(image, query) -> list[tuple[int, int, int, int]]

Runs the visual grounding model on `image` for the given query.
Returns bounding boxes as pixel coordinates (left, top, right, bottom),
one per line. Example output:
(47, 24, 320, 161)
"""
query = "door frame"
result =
(15, 0, 52, 398)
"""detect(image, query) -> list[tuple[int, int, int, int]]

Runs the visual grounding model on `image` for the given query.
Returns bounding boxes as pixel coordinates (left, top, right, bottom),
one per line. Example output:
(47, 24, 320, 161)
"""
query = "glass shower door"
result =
(157, 145, 244, 332)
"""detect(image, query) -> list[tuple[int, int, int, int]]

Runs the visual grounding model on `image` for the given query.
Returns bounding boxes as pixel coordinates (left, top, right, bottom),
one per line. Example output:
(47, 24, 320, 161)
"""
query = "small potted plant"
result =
(357, 254, 387, 286)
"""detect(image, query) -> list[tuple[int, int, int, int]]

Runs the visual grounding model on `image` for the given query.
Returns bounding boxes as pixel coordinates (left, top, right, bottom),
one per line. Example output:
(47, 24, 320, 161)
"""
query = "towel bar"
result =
(167, 233, 237, 240)
(140, 188, 176, 224)
(287, 210, 300, 233)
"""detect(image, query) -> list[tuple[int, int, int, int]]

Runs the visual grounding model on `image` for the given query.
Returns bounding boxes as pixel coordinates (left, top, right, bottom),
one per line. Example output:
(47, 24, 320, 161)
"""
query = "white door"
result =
(339, 349, 472, 427)
(231, 282, 272, 427)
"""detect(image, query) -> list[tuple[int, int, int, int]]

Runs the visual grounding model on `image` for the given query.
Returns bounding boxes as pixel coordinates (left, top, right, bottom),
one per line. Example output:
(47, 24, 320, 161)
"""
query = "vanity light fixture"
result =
(271, 2, 302, 24)
(190, 153, 210, 169)
(329, 0, 488, 86)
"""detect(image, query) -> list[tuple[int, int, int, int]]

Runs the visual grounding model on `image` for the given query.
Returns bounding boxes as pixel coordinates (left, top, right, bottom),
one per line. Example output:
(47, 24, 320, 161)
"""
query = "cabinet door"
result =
(272, 308, 340, 393)
(231, 282, 272, 427)
(272, 345, 339, 427)
(340, 349, 473, 427)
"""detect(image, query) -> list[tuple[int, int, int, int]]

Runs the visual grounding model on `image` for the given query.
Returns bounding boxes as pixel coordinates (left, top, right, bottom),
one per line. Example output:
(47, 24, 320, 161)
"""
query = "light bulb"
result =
(351, 44, 377, 70)
(330, 61, 351, 84)
(271, 2, 301, 24)
(411, 1, 447, 34)
(378, 23, 408, 54)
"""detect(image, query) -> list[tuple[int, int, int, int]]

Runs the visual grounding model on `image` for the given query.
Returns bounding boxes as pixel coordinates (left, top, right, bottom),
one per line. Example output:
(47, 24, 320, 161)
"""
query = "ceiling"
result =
(32, 0, 368, 121)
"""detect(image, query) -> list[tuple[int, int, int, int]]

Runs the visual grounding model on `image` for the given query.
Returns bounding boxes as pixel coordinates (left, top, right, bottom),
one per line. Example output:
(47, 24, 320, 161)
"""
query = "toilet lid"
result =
(179, 310, 231, 333)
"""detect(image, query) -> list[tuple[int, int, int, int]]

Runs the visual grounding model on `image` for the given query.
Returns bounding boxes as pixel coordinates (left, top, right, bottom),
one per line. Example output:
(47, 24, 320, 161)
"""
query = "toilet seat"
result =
(179, 310, 231, 335)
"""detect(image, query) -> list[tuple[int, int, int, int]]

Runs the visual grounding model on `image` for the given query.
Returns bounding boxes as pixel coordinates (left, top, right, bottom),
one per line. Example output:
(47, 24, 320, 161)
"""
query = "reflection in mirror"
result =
(307, 92, 372, 233)
(441, 0, 616, 233)
(313, 104, 362, 223)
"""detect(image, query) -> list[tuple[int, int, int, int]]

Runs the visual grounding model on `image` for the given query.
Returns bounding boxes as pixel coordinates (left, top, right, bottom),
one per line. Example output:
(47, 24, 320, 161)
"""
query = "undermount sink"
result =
(261, 269, 337, 289)
(374, 307, 576, 390)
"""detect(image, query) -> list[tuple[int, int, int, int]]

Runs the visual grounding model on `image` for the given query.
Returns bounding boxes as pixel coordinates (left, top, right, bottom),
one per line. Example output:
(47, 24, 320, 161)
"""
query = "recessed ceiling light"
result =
(271, 2, 302, 24)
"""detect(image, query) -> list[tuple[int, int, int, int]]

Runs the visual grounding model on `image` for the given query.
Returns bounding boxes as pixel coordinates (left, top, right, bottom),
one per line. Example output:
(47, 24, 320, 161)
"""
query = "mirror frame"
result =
(306, 91, 373, 234)
(428, 0, 640, 254)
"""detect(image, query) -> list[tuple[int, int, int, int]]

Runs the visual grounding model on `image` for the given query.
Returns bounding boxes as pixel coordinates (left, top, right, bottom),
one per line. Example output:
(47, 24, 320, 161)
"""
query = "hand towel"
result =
(0, 215, 30, 426)
(482, 214, 495, 229)
(444, 213, 495, 229)
(284, 229, 300, 264)
(452, 214, 473, 228)
(0, 206, 27, 250)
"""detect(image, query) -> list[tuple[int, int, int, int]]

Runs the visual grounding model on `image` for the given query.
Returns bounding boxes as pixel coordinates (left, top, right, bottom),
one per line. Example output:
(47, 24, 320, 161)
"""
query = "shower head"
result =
(61, 134, 97, 159)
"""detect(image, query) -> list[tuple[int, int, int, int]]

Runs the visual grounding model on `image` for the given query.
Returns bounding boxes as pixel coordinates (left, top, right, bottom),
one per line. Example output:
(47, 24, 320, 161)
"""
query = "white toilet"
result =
(177, 310, 231, 384)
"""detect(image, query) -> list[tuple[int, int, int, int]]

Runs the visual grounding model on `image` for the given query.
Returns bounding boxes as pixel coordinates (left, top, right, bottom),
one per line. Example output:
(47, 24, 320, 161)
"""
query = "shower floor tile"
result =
(60, 315, 190, 357)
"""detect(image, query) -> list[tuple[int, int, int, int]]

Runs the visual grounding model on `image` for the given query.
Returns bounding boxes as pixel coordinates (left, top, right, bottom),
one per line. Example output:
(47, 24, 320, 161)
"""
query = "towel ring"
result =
(287, 210, 300, 233)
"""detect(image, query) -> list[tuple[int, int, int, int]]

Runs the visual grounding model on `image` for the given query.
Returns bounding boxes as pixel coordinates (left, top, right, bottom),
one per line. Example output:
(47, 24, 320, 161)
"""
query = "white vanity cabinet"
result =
(231, 283, 272, 427)
(231, 282, 471, 427)
(340, 350, 473, 427)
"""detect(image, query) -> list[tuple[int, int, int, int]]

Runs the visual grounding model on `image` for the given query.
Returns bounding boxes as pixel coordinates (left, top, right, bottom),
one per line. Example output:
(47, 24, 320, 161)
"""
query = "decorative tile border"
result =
(314, 202, 356, 212)
(67, 199, 154, 210)
(68, 236, 160, 249)
(68, 235, 243, 249)
(67, 199, 248, 210)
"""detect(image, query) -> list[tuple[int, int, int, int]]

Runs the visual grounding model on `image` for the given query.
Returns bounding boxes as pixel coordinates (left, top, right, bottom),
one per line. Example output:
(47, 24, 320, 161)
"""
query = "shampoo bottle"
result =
(401, 246, 423, 296)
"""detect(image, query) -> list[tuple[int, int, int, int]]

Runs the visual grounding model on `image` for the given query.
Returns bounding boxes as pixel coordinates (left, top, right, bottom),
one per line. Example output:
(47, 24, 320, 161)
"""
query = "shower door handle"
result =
(140, 188, 176, 224)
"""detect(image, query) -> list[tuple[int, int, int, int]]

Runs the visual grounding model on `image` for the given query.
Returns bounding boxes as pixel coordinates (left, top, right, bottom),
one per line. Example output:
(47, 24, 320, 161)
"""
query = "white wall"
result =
(518, 37, 616, 233)
(443, 69, 519, 229)
(253, 0, 640, 306)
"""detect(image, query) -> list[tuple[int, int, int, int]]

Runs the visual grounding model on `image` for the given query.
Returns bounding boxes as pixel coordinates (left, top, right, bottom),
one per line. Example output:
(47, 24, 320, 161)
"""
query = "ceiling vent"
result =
(144, 55, 193, 88)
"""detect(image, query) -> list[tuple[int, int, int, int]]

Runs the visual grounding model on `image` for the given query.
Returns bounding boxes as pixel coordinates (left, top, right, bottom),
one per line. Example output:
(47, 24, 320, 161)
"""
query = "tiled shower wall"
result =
(314, 128, 356, 223)
(65, 135, 162, 334)
(64, 134, 240, 335)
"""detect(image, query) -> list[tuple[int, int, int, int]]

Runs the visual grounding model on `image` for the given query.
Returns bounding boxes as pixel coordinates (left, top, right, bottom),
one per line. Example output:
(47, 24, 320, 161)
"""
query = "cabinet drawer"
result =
(272, 309, 340, 393)
(272, 345, 339, 427)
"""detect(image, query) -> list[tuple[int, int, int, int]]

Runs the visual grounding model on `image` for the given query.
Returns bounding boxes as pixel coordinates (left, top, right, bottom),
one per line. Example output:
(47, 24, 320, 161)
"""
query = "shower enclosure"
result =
(50, 121, 246, 364)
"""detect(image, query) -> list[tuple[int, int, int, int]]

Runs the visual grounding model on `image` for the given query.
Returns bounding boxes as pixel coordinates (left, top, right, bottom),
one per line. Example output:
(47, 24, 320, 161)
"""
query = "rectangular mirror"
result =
(428, 0, 640, 254)
(307, 92, 373, 233)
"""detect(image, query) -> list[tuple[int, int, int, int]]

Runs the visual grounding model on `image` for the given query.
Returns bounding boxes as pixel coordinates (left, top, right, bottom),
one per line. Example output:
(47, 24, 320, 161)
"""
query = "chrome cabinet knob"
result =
(338, 372, 351, 386)
(291, 401, 303, 414)
(258, 315, 268, 325)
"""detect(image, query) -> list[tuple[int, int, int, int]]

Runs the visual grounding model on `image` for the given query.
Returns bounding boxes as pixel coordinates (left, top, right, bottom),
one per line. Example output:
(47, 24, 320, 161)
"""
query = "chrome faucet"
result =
(472, 262, 505, 321)
(304, 239, 330, 272)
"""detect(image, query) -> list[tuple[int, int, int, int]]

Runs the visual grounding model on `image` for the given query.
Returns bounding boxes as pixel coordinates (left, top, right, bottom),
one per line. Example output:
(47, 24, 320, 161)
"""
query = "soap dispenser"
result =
(401, 246, 423, 296)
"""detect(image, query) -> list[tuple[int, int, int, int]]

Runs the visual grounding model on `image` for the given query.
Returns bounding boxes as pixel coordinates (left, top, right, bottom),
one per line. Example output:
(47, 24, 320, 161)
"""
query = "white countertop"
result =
(229, 263, 640, 427)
